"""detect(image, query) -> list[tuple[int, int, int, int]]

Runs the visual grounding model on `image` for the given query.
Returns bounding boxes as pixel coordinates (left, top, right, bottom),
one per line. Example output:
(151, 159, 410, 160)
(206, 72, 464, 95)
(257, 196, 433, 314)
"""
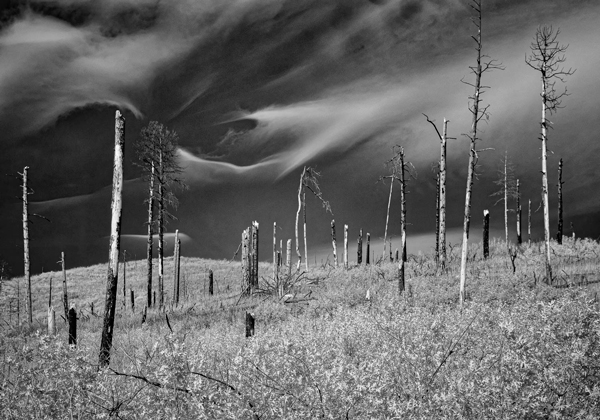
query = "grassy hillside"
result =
(1, 237, 600, 419)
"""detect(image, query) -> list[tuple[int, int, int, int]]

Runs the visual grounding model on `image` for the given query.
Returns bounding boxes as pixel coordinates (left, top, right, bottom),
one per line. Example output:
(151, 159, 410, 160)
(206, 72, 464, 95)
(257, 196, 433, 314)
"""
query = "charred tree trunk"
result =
(435, 171, 440, 263)
(399, 148, 407, 293)
(439, 119, 448, 268)
(61, 252, 69, 321)
(173, 230, 181, 306)
(366, 233, 371, 265)
(503, 152, 509, 245)
(22, 167, 32, 324)
(343, 224, 348, 269)
(331, 220, 338, 268)
(242, 228, 250, 292)
(286, 239, 292, 279)
(357, 229, 363, 265)
(273, 222, 277, 283)
(251, 221, 259, 291)
(99, 109, 125, 368)
(157, 147, 165, 308)
(516, 179, 522, 245)
(146, 162, 155, 308)
(528, 199, 532, 245)
(68, 306, 77, 346)
(303, 185, 308, 271)
(483, 210, 490, 259)
(557, 158, 563, 245)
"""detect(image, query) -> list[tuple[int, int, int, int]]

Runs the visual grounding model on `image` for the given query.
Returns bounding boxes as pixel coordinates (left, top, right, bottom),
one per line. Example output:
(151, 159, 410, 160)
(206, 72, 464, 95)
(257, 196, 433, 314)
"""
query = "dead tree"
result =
(61, 252, 69, 321)
(483, 210, 490, 259)
(241, 228, 250, 291)
(331, 220, 338, 267)
(173, 230, 181, 306)
(366, 233, 371, 265)
(21, 166, 32, 324)
(272, 222, 277, 283)
(528, 199, 532, 245)
(434, 172, 440, 262)
(556, 158, 564, 244)
(491, 151, 517, 246)
(424, 116, 451, 267)
(99, 109, 125, 368)
(251, 221, 259, 292)
(122, 250, 127, 310)
(136, 121, 185, 309)
(459, 0, 503, 306)
(357, 229, 363, 265)
(344, 224, 349, 269)
(516, 179, 522, 245)
(526, 25, 574, 282)
(295, 167, 332, 271)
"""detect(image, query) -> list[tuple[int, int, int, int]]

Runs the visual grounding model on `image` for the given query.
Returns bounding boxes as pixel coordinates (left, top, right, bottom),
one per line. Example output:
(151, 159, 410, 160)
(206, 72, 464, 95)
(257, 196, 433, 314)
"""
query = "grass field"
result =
(1, 236, 600, 419)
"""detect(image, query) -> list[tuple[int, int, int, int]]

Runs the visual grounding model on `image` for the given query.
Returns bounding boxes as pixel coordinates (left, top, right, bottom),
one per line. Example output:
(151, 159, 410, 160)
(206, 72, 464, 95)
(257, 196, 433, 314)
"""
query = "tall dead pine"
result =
(251, 221, 259, 292)
(357, 229, 363, 265)
(241, 228, 250, 292)
(99, 110, 125, 368)
(173, 230, 181, 306)
(459, 0, 502, 306)
(516, 179, 522, 245)
(483, 210, 490, 259)
(343, 224, 348, 269)
(526, 25, 574, 282)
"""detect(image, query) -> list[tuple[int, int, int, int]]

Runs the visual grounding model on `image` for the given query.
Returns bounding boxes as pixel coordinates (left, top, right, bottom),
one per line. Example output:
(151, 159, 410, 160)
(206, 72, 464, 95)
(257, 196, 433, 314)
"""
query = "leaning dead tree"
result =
(526, 25, 574, 282)
(491, 151, 517, 246)
(459, 0, 503, 306)
(294, 166, 332, 271)
(136, 121, 185, 308)
(99, 110, 125, 368)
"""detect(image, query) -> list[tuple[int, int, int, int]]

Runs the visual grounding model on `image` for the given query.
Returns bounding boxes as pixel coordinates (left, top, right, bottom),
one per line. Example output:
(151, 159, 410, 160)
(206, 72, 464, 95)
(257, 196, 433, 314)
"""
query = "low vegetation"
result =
(1, 237, 600, 419)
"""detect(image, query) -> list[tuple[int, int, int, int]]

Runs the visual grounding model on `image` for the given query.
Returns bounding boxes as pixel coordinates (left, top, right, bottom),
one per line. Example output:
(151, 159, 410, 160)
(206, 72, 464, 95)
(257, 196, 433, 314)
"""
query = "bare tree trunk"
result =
(503, 151, 509, 245)
(516, 179, 522, 245)
(344, 224, 348, 269)
(399, 148, 407, 294)
(251, 221, 259, 291)
(22, 166, 32, 324)
(528, 199, 532, 245)
(541, 77, 552, 282)
(366, 233, 370, 265)
(295, 167, 306, 270)
(439, 119, 448, 268)
(383, 179, 393, 260)
(242, 228, 250, 292)
(158, 147, 164, 308)
(435, 171, 440, 263)
(122, 250, 127, 310)
(286, 239, 292, 278)
(273, 222, 277, 283)
(61, 252, 69, 320)
(146, 162, 155, 308)
(460, 0, 491, 307)
(557, 158, 563, 245)
(99, 109, 125, 368)
(303, 185, 308, 271)
(331, 220, 338, 267)
(357, 229, 363, 265)
(173, 230, 180, 306)
(483, 210, 490, 259)
(68, 306, 77, 346)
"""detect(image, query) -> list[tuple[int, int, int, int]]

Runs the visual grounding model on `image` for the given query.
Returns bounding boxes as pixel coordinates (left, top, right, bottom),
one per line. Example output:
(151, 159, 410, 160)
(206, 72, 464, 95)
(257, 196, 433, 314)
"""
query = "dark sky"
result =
(1, 0, 599, 275)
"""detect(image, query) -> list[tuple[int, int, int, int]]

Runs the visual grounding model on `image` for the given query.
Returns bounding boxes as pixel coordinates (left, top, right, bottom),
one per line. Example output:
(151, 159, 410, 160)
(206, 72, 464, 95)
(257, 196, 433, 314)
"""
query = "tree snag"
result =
(526, 25, 574, 282)
(99, 109, 125, 368)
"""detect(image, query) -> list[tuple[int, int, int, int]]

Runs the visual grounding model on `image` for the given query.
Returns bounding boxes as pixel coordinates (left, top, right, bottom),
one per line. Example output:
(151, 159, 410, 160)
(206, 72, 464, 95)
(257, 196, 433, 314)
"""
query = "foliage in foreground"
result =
(1, 239, 600, 419)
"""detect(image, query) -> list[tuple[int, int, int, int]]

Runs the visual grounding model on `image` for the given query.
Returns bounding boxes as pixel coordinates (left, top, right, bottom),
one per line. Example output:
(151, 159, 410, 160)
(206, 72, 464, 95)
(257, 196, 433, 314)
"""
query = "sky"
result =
(1, 0, 599, 275)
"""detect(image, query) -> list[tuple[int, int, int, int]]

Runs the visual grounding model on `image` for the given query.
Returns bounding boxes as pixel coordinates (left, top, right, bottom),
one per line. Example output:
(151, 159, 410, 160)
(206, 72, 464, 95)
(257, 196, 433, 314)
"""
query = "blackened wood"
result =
(245, 312, 255, 338)
(483, 210, 490, 259)
(68, 306, 77, 346)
